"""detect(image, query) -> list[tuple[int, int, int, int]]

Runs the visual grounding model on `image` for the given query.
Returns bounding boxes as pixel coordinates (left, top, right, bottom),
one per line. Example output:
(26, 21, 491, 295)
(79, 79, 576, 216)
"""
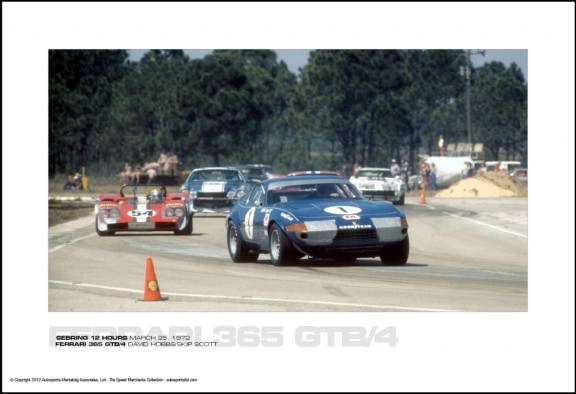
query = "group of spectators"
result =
(120, 151, 179, 184)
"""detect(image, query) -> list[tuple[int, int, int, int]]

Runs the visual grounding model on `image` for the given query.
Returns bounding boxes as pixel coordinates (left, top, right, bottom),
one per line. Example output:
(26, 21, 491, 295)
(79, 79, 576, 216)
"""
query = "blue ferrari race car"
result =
(226, 175, 409, 266)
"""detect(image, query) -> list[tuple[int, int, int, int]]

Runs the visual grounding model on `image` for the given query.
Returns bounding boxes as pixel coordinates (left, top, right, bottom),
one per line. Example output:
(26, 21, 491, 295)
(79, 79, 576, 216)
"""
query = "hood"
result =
(276, 198, 402, 221)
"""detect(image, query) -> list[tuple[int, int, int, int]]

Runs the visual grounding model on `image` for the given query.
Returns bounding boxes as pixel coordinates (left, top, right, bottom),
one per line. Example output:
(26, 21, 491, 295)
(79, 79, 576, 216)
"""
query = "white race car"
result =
(349, 167, 406, 205)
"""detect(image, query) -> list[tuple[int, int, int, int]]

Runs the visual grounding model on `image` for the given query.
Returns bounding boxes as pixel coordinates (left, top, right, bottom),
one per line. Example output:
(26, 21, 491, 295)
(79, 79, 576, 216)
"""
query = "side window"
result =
(247, 185, 264, 207)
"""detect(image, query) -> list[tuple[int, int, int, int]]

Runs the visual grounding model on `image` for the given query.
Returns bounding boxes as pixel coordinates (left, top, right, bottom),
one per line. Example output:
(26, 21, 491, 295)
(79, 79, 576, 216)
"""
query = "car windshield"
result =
(189, 170, 241, 182)
(266, 180, 362, 204)
(356, 169, 393, 178)
(241, 168, 268, 180)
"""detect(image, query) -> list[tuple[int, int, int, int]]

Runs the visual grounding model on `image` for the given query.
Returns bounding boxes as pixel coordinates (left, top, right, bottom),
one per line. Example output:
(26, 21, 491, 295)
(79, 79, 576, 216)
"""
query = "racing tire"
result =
(227, 221, 258, 262)
(269, 224, 302, 266)
(380, 235, 409, 265)
(95, 217, 115, 236)
(393, 194, 405, 206)
(174, 215, 193, 235)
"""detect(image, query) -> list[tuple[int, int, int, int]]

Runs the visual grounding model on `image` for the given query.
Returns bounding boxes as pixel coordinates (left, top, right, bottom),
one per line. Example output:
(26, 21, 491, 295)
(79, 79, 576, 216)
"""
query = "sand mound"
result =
(435, 171, 528, 198)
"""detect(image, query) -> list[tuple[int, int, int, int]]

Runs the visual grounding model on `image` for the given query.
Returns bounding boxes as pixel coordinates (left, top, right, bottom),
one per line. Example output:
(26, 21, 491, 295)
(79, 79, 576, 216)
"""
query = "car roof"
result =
(191, 167, 242, 172)
(232, 164, 275, 168)
(262, 175, 347, 186)
(287, 170, 341, 176)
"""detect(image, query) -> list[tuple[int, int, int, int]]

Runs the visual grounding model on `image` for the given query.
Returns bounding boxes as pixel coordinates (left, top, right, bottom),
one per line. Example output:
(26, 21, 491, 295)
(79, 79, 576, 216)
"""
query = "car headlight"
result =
(174, 207, 185, 217)
(100, 208, 120, 218)
(109, 208, 120, 218)
(228, 189, 245, 200)
(189, 191, 198, 199)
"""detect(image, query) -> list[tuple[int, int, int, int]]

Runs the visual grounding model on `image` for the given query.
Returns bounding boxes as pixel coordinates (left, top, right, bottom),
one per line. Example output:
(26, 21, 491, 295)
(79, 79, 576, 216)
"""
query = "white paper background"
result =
(3, 2, 574, 392)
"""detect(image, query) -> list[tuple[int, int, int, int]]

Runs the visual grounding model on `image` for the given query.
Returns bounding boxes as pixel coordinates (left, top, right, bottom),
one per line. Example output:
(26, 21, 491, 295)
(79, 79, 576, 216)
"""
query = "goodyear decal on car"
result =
(324, 206, 362, 215)
(338, 223, 372, 230)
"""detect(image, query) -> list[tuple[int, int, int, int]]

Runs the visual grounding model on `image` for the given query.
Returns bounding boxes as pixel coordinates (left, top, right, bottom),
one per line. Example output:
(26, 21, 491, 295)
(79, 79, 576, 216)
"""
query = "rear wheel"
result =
(380, 236, 409, 265)
(228, 221, 258, 262)
(269, 224, 302, 266)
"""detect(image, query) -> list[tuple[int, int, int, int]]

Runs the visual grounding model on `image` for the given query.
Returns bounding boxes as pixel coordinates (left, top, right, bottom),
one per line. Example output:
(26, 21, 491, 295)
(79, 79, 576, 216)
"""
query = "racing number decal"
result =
(131, 200, 155, 223)
(244, 207, 256, 240)
(128, 210, 156, 218)
(324, 206, 362, 215)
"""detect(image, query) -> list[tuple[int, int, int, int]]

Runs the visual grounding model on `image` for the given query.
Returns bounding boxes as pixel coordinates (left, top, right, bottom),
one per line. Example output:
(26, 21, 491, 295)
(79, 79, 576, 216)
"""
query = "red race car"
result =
(94, 184, 193, 236)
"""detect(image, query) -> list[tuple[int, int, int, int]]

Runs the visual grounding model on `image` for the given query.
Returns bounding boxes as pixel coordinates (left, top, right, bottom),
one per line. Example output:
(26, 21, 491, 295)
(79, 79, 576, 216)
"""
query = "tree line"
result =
(49, 49, 527, 177)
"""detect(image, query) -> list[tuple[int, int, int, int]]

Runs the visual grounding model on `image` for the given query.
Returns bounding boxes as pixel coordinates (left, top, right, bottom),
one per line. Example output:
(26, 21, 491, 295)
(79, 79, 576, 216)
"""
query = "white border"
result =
(3, 2, 575, 392)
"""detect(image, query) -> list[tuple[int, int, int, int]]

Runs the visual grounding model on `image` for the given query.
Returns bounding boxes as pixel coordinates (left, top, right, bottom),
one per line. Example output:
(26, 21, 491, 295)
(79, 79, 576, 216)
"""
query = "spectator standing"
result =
(168, 153, 179, 176)
(419, 162, 430, 190)
(390, 159, 400, 176)
(479, 161, 487, 172)
(341, 164, 351, 180)
(123, 162, 132, 183)
(158, 151, 168, 175)
(352, 162, 361, 178)
(429, 163, 438, 190)
(407, 170, 417, 191)
(461, 161, 473, 179)
(466, 162, 474, 178)
(438, 134, 445, 156)
(400, 158, 409, 185)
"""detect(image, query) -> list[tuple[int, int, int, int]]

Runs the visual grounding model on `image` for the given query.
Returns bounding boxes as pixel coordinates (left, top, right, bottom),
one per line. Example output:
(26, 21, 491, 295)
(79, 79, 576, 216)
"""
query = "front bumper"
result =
(287, 217, 408, 258)
(360, 190, 404, 202)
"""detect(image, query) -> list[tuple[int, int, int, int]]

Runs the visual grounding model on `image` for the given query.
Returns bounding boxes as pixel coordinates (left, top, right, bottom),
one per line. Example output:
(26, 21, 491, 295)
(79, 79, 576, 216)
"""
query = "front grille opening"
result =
(334, 229, 377, 241)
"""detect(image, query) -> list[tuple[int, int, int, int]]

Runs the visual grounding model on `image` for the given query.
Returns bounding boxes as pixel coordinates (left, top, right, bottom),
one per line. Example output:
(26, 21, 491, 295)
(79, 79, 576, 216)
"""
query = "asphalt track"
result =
(48, 196, 527, 312)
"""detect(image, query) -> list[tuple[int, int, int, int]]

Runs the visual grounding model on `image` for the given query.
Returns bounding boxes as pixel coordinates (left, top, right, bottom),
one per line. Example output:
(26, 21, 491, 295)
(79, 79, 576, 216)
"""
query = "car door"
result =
(241, 185, 269, 250)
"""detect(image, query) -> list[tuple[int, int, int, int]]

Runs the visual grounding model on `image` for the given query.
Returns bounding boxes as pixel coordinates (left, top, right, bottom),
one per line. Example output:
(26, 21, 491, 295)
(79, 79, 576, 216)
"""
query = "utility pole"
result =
(464, 49, 485, 144)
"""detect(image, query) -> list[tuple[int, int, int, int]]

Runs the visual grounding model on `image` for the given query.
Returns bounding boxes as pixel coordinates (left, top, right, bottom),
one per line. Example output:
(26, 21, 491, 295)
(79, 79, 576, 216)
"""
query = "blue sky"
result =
(128, 49, 528, 79)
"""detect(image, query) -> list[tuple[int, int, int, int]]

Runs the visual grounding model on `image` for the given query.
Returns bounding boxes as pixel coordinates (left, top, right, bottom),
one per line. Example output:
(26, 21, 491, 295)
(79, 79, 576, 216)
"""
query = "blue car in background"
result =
(226, 175, 410, 266)
(180, 167, 254, 213)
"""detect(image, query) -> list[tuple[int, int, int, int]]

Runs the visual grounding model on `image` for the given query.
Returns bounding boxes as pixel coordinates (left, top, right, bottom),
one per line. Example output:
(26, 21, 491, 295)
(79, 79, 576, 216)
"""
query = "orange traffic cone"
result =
(419, 186, 427, 204)
(143, 257, 166, 301)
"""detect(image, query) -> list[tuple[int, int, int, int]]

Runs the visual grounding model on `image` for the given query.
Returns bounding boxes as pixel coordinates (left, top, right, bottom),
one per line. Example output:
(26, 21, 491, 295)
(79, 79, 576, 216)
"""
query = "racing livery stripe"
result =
(132, 197, 152, 223)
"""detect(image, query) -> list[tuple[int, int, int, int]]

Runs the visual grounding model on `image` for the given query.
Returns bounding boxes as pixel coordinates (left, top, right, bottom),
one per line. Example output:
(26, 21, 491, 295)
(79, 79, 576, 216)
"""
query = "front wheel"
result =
(228, 221, 258, 262)
(174, 215, 193, 235)
(269, 224, 301, 266)
(95, 216, 114, 236)
(380, 235, 409, 265)
(393, 194, 405, 205)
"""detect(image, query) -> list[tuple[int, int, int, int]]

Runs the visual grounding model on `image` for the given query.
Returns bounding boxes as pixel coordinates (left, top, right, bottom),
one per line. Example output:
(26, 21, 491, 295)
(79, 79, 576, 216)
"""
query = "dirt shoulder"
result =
(49, 201, 94, 227)
(435, 171, 527, 198)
